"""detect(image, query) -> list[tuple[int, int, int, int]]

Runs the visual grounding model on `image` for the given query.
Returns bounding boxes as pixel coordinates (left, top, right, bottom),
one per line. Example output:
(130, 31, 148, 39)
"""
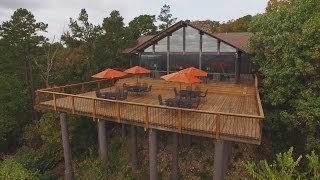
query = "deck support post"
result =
(122, 124, 126, 137)
(59, 112, 74, 180)
(213, 140, 233, 180)
(131, 125, 138, 170)
(186, 135, 192, 150)
(97, 119, 107, 163)
(172, 132, 179, 180)
(149, 129, 158, 180)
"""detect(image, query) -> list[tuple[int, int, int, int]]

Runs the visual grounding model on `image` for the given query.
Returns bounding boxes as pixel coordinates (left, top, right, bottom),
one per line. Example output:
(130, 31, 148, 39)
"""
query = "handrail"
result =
(37, 89, 264, 119)
(254, 74, 265, 118)
(40, 78, 111, 91)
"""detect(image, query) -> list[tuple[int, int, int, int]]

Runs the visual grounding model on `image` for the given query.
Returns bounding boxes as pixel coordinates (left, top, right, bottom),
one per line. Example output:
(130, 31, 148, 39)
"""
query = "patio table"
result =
(127, 85, 146, 94)
(165, 98, 193, 108)
(179, 90, 202, 99)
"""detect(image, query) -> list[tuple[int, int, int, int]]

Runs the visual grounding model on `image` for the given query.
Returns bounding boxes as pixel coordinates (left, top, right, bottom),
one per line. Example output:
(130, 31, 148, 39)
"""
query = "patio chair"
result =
(145, 85, 152, 92)
(158, 95, 164, 105)
(199, 89, 208, 101)
(96, 91, 103, 98)
(117, 91, 128, 101)
(192, 97, 201, 109)
(195, 86, 201, 91)
(173, 87, 179, 98)
(143, 82, 148, 88)
(186, 86, 192, 91)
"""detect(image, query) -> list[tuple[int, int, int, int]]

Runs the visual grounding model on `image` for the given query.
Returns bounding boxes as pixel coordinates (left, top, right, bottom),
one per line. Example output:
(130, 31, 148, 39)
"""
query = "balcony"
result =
(36, 75, 263, 145)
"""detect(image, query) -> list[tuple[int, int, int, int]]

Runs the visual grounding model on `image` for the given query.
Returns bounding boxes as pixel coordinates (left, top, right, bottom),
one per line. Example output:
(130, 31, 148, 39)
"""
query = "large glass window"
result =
(201, 55, 235, 74)
(154, 37, 167, 52)
(240, 54, 253, 74)
(185, 26, 200, 52)
(140, 54, 167, 72)
(170, 28, 183, 52)
(144, 45, 153, 52)
(202, 34, 218, 52)
(220, 42, 236, 52)
(170, 54, 199, 71)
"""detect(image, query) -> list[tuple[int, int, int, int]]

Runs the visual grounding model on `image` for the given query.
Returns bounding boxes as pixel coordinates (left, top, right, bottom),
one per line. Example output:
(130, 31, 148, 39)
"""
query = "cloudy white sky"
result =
(0, 0, 269, 40)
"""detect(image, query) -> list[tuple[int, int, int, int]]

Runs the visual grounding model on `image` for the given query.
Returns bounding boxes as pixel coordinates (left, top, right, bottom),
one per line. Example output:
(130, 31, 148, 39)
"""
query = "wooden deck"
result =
(36, 77, 263, 145)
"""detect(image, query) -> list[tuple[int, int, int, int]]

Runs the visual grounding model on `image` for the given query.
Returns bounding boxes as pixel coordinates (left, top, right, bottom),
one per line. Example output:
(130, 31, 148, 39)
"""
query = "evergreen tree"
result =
(157, 4, 177, 31)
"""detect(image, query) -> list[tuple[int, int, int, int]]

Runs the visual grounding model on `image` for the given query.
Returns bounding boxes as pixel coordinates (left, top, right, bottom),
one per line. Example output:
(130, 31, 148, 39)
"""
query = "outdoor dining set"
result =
(158, 86, 208, 109)
(91, 65, 209, 108)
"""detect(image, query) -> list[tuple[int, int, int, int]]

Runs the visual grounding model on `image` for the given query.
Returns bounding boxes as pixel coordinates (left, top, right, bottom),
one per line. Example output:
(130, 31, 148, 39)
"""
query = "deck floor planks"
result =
(38, 79, 262, 143)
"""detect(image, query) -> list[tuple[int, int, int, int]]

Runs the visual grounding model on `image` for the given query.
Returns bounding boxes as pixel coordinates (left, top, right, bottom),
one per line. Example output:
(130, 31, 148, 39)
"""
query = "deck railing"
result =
(36, 78, 264, 141)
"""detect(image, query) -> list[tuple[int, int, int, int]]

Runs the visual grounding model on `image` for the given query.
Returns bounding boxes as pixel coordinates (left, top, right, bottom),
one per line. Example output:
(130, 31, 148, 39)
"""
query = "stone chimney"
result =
(190, 20, 214, 34)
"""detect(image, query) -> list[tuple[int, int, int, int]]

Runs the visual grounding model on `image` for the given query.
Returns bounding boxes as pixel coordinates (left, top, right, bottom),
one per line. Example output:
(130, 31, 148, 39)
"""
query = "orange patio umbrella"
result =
(91, 68, 127, 79)
(124, 66, 151, 83)
(161, 72, 202, 90)
(179, 67, 208, 77)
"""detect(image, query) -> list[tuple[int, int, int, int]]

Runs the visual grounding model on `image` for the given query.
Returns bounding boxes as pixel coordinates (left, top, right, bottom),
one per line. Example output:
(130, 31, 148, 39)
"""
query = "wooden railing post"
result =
(71, 96, 75, 114)
(93, 99, 96, 120)
(215, 113, 221, 139)
(53, 93, 57, 111)
(61, 87, 65, 93)
(144, 106, 149, 129)
(97, 81, 101, 90)
(178, 109, 182, 133)
(81, 84, 85, 93)
(116, 102, 121, 123)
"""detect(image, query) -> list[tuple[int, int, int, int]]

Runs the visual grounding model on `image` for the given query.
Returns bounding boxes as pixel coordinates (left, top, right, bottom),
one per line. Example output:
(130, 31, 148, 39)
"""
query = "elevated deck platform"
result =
(36, 77, 263, 144)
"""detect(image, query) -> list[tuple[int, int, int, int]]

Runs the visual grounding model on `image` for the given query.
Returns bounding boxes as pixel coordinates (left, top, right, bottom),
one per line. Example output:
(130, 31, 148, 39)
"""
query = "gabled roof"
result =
(123, 21, 253, 54)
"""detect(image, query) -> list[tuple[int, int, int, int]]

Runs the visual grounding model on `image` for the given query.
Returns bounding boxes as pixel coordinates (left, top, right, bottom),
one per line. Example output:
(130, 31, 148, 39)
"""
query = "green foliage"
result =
(158, 4, 177, 31)
(249, 0, 320, 152)
(0, 158, 40, 180)
(266, 0, 292, 12)
(213, 15, 252, 32)
(128, 15, 157, 38)
(61, 9, 102, 48)
(244, 147, 320, 179)
(0, 8, 47, 150)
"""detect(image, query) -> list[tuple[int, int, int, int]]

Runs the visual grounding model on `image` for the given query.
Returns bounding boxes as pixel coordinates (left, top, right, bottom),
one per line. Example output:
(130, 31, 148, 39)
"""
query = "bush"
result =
(0, 159, 40, 180)
(244, 147, 320, 179)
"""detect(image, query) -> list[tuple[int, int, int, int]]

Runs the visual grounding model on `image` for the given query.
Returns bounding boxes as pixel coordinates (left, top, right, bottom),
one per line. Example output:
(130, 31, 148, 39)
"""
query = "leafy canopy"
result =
(249, 0, 320, 151)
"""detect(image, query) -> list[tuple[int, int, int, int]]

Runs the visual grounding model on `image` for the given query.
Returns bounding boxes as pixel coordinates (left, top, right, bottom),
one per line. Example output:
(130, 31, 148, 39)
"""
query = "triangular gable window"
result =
(154, 37, 167, 52)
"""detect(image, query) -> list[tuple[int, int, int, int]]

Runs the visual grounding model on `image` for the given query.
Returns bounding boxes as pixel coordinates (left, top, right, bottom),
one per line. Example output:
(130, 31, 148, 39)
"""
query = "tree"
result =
(100, 10, 127, 67)
(249, 0, 320, 152)
(244, 147, 320, 179)
(157, 4, 177, 31)
(0, 9, 47, 150)
(34, 37, 62, 87)
(61, 9, 102, 48)
(213, 15, 252, 32)
(128, 15, 157, 38)
(266, 0, 292, 12)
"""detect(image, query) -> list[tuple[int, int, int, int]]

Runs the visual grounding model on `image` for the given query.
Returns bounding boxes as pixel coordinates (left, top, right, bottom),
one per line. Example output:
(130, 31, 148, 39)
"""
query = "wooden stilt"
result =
(149, 129, 158, 180)
(60, 112, 74, 180)
(172, 132, 179, 180)
(97, 119, 107, 163)
(131, 125, 138, 170)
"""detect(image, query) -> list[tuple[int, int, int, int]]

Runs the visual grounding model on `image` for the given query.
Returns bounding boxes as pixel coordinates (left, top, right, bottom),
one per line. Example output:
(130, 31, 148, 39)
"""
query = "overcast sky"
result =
(0, 0, 269, 40)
